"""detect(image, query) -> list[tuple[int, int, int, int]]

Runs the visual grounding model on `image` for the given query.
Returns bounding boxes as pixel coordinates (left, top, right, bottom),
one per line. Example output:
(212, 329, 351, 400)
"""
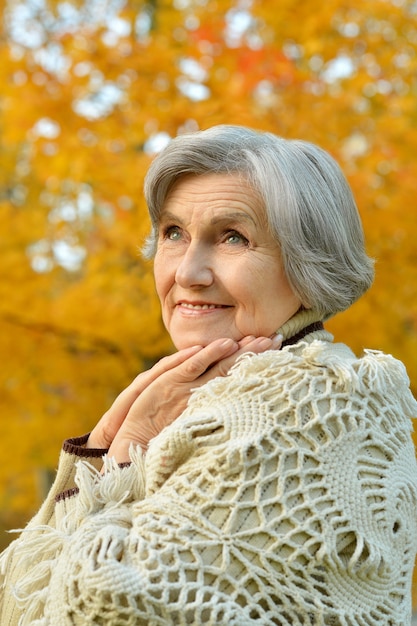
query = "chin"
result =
(174, 338, 211, 350)
(172, 333, 229, 350)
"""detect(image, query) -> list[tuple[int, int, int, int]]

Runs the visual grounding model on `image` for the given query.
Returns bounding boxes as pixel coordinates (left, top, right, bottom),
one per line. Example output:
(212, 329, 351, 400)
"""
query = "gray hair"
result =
(143, 124, 374, 319)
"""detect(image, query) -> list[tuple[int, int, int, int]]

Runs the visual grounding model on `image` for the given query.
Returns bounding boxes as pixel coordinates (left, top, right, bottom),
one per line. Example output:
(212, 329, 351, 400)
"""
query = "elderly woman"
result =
(1, 125, 417, 625)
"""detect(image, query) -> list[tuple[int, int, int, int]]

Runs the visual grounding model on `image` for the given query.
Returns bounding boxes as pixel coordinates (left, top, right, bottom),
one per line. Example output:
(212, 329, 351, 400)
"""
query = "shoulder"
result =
(146, 340, 416, 489)
(192, 340, 416, 412)
(184, 341, 417, 452)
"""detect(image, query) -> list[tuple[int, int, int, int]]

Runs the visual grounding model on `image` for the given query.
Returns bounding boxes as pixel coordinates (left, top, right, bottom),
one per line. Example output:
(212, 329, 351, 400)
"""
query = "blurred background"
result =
(1, 0, 416, 608)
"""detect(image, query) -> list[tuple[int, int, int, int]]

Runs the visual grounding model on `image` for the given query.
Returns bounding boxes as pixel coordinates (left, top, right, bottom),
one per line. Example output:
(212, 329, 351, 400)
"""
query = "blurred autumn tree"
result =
(0, 0, 416, 588)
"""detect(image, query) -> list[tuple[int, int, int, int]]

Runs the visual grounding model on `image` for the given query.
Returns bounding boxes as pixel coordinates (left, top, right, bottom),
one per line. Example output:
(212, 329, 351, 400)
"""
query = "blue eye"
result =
(165, 226, 182, 241)
(225, 230, 249, 245)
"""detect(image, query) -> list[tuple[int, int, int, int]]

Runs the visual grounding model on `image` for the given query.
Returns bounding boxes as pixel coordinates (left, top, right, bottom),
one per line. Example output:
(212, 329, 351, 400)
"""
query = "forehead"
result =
(161, 172, 266, 222)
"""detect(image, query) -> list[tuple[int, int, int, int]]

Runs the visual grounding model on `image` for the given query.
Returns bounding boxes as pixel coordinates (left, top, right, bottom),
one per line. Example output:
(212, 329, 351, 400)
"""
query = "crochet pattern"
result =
(2, 340, 417, 625)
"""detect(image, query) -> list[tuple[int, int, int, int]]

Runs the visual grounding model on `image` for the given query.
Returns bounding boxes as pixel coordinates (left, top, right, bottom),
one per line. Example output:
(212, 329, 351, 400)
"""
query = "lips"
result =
(180, 303, 223, 310)
(177, 301, 229, 311)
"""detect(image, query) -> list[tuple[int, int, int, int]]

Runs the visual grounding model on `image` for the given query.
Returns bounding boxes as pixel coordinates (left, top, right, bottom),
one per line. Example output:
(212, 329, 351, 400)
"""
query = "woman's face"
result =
(153, 173, 301, 350)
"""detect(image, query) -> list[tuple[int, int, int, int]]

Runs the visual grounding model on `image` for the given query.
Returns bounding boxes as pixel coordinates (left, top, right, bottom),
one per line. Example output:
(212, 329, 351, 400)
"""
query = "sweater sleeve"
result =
(2, 345, 417, 626)
(33, 434, 107, 526)
(0, 434, 107, 626)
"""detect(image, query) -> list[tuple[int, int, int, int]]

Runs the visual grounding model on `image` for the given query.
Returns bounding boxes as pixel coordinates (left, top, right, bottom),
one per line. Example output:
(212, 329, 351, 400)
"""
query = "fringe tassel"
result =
(1, 525, 66, 625)
(0, 445, 146, 624)
(72, 445, 145, 523)
(298, 341, 417, 416)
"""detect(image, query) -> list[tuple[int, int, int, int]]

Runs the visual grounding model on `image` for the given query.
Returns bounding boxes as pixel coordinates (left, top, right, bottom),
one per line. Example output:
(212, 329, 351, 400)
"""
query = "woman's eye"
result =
(164, 226, 182, 241)
(224, 230, 249, 245)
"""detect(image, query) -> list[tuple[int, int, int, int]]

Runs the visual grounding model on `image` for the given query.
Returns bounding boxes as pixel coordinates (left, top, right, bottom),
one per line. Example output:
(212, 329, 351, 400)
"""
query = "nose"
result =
(175, 242, 214, 288)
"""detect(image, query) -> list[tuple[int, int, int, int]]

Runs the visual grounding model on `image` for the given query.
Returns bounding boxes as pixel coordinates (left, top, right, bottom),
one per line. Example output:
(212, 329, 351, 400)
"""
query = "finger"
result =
(131, 345, 204, 388)
(177, 338, 239, 381)
(200, 335, 282, 381)
(236, 334, 283, 356)
(106, 345, 205, 415)
(237, 335, 256, 348)
(88, 345, 205, 448)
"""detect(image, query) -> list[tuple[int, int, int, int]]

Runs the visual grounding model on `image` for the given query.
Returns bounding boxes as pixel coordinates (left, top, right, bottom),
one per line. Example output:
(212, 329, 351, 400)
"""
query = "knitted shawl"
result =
(1, 316, 417, 625)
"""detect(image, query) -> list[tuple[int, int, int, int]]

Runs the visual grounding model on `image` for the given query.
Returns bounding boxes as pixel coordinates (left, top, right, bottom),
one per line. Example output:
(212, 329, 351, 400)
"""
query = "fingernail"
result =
(272, 333, 283, 347)
(220, 338, 236, 349)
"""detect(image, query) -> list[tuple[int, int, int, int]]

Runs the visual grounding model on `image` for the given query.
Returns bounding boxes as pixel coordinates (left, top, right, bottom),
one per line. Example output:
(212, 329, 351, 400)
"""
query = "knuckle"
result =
(93, 416, 114, 449)
(157, 354, 172, 367)
(182, 356, 206, 378)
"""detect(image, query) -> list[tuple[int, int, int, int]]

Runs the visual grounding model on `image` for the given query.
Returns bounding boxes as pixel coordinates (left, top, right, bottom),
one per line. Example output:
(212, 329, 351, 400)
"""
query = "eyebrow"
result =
(209, 212, 257, 226)
(160, 210, 257, 226)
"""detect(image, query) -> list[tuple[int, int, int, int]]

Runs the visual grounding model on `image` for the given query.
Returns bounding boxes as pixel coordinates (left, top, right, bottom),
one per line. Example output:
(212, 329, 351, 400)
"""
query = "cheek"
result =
(249, 266, 298, 314)
(153, 257, 169, 300)
(230, 276, 264, 318)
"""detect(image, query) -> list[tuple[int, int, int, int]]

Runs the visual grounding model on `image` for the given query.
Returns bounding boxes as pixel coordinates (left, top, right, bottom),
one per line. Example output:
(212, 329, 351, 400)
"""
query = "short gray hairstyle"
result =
(143, 124, 374, 319)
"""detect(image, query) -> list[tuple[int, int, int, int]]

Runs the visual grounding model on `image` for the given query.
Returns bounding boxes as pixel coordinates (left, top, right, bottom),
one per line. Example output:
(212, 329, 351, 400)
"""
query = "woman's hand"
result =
(87, 344, 209, 450)
(88, 334, 282, 463)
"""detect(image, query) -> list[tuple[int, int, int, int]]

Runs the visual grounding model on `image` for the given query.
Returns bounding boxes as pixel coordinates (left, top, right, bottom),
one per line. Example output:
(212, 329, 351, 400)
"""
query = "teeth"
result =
(181, 303, 219, 310)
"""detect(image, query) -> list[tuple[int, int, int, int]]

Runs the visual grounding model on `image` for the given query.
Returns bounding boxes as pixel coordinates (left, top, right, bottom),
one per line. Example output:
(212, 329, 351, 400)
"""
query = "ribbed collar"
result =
(276, 309, 326, 347)
(282, 321, 324, 348)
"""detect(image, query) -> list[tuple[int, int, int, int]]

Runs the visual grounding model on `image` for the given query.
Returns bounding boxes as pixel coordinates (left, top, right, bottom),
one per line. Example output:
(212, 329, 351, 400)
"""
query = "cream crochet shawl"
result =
(1, 314, 417, 625)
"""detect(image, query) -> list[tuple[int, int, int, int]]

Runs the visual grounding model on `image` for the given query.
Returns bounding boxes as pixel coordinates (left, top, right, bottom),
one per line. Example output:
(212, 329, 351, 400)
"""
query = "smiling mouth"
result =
(179, 303, 227, 310)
